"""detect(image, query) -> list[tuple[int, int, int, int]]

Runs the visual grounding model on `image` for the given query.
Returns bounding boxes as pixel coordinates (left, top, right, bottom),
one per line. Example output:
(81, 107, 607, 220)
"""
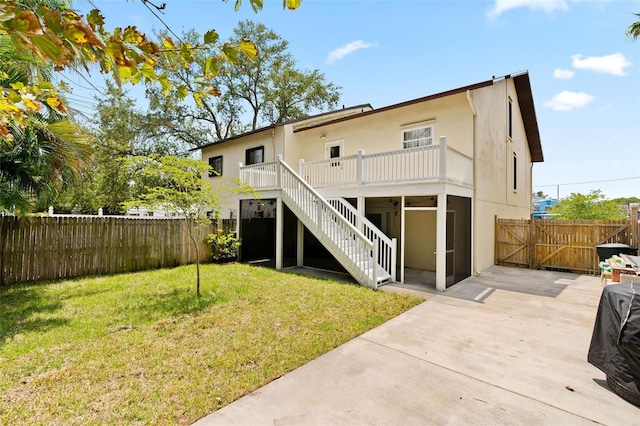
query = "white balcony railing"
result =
(301, 137, 473, 189)
(239, 137, 474, 191)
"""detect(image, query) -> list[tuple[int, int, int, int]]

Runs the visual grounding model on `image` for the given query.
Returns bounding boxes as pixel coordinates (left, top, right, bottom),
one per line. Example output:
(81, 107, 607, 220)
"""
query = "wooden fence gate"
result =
(495, 216, 639, 274)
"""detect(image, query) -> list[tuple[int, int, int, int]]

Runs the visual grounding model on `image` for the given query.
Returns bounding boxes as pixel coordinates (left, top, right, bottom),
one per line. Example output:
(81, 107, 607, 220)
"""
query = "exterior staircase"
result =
(326, 197, 396, 283)
(274, 156, 392, 289)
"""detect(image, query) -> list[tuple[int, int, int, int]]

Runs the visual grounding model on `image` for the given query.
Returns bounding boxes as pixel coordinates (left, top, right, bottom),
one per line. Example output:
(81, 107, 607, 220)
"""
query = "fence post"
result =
(357, 149, 364, 186)
(494, 215, 498, 266)
(630, 203, 639, 248)
(0, 217, 6, 286)
(529, 216, 534, 269)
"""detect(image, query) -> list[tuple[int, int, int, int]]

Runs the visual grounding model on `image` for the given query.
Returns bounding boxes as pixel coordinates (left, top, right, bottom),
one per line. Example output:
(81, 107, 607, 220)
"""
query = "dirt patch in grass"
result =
(0, 263, 422, 425)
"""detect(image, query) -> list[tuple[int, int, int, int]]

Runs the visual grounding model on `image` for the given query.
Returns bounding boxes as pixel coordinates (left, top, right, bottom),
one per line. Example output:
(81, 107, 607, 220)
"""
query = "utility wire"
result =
(139, 0, 183, 43)
(534, 176, 640, 188)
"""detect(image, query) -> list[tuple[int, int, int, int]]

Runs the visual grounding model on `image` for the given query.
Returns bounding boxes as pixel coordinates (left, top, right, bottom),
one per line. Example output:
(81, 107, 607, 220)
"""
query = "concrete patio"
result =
(194, 266, 639, 425)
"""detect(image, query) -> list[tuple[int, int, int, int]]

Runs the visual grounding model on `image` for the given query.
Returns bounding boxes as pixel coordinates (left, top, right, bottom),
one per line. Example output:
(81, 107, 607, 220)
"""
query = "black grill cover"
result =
(588, 283, 640, 395)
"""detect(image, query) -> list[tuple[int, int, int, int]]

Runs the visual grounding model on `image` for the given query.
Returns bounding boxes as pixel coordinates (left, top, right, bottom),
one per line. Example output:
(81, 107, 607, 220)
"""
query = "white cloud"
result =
(487, 0, 569, 18)
(544, 91, 594, 111)
(571, 53, 632, 76)
(553, 68, 574, 79)
(326, 40, 373, 65)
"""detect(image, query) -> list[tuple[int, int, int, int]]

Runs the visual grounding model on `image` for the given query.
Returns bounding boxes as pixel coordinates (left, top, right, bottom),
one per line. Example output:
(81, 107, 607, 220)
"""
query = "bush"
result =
(206, 231, 241, 262)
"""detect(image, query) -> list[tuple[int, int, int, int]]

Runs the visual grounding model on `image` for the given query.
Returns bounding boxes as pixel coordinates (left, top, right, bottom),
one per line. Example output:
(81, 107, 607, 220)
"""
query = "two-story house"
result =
(196, 71, 543, 291)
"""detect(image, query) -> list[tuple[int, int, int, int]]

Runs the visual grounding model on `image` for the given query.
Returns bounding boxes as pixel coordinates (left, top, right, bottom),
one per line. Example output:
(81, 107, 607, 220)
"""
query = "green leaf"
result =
(4, 16, 30, 32)
(86, 9, 105, 30)
(30, 35, 63, 64)
(159, 74, 172, 95)
(177, 85, 188, 99)
(118, 65, 132, 82)
(239, 39, 257, 59)
(193, 91, 203, 107)
(123, 27, 142, 44)
(203, 56, 219, 79)
(140, 63, 156, 80)
(8, 90, 21, 103)
(221, 44, 238, 63)
(250, 0, 263, 13)
(203, 30, 219, 45)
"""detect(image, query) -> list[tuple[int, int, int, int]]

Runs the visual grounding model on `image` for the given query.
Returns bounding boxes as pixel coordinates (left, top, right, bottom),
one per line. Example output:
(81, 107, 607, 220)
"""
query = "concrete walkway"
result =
(194, 266, 639, 425)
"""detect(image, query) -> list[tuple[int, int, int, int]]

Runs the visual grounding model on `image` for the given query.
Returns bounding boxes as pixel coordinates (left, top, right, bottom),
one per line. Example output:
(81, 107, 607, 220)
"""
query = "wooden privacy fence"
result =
(0, 216, 236, 286)
(495, 216, 639, 274)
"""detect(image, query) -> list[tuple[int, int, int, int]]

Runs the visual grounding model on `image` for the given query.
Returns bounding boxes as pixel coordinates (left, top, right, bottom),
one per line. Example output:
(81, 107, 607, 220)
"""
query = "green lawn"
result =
(0, 263, 422, 425)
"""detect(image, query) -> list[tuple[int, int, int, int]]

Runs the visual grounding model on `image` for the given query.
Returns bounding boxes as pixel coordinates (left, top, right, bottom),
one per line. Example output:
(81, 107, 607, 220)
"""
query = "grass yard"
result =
(0, 263, 422, 425)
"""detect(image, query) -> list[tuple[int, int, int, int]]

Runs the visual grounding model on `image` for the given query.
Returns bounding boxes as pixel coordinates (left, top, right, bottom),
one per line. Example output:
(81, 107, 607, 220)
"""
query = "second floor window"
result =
(508, 98, 513, 139)
(246, 146, 264, 165)
(208, 156, 223, 177)
(402, 126, 433, 149)
(513, 152, 518, 191)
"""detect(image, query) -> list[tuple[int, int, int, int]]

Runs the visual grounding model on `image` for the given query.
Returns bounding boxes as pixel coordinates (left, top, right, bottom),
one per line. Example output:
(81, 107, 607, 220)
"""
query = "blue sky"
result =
(65, 0, 640, 200)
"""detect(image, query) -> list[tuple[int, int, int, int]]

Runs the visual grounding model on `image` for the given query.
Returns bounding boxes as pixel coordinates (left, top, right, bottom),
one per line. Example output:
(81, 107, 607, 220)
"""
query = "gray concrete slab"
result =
(194, 266, 640, 426)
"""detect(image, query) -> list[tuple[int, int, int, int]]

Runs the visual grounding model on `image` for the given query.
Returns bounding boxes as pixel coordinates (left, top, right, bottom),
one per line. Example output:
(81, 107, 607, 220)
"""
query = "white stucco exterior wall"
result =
(471, 78, 533, 272)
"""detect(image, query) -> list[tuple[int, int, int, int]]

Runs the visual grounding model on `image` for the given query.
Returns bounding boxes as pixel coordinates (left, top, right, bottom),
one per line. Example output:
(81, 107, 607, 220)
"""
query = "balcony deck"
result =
(239, 139, 473, 192)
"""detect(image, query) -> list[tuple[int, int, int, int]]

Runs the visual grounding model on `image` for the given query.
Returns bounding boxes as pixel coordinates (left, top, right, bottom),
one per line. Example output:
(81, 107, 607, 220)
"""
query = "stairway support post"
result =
(276, 197, 283, 270)
(391, 237, 397, 282)
(297, 219, 304, 267)
(357, 196, 365, 233)
(372, 236, 378, 289)
(436, 193, 447, 291)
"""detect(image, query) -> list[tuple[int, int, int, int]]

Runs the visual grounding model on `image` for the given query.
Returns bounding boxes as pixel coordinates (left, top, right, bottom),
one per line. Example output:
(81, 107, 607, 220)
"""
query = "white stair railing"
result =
(327, 197, 397, 282)
(276, 156, 388, 289)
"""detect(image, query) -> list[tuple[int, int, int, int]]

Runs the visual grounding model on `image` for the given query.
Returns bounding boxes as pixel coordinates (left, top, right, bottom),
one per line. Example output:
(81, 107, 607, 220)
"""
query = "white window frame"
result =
(508, 97, 513, 140)
(512, 151, 518, 192)
(401, 125, 434, 149)
(324, 139, 344, 160)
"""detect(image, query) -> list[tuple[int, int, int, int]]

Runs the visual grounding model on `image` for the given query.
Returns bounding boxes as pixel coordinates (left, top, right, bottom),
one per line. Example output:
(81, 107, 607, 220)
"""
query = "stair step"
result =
(282, 179, 394, 289)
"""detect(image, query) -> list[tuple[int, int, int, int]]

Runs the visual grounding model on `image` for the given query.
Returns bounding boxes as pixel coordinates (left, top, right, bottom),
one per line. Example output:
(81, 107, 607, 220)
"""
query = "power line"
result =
(139, 0, 183, 43)
(534, 176, 640, 188)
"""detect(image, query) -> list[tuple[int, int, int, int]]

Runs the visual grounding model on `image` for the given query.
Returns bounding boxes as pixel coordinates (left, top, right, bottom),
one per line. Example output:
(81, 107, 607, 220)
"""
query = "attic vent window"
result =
(402, 125, 433, 149)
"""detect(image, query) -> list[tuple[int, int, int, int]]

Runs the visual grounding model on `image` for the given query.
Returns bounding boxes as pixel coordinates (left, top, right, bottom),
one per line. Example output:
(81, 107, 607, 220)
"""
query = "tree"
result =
(551, 190, 626, 220)
(221, 20, 341, 130)
(0, 33, 91, 215)
(534, 190, 548, 199)
(146, 21, 341, 146)
(612, 196, 640, 205)
(124, 155, 249, 296)
(627, 12, 640, 40)
(0, 0, 301, 140)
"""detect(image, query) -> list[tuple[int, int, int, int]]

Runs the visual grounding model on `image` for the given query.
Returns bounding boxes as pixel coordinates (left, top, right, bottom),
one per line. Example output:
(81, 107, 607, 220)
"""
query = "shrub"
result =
(206, 231, 241, 262)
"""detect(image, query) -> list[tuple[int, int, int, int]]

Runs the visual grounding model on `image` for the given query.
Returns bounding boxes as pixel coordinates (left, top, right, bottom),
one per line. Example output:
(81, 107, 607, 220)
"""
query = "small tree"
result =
(534, 190, 548, 199)
(551, 190, 626, 220)
(124, 155, 236, 296)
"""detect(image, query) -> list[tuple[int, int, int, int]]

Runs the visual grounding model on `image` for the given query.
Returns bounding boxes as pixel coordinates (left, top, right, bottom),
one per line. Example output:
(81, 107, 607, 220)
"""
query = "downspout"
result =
(466, 89, 480, 276)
